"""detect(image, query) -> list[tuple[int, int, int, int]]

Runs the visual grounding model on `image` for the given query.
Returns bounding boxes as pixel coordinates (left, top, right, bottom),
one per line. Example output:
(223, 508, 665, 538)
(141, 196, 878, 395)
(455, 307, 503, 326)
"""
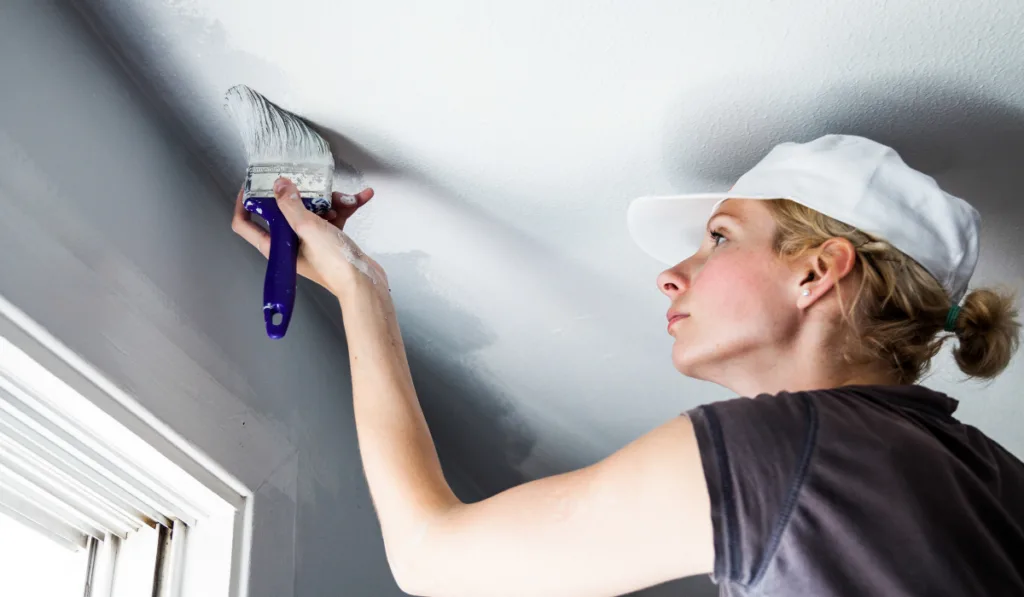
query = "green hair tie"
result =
(944, 305, 962, 332)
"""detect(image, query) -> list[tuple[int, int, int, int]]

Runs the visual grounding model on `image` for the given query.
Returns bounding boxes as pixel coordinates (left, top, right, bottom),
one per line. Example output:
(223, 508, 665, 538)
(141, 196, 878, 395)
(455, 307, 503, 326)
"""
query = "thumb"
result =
(272, 177, 317, 233)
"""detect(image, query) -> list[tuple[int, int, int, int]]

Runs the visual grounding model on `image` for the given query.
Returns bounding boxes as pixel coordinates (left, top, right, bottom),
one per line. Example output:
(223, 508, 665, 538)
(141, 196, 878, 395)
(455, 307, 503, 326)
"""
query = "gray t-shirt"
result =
(687, 384, 1024, 596)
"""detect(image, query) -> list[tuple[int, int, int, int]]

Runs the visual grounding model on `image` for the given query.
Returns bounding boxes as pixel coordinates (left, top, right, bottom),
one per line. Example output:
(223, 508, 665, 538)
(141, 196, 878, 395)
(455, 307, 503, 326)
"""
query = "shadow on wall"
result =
(661, 75, 1024, 186)
(72, 1, 293, 195)
(302, 248, 537, 500)
(377, 250, 537, 497)
(314, 126, 402, 192)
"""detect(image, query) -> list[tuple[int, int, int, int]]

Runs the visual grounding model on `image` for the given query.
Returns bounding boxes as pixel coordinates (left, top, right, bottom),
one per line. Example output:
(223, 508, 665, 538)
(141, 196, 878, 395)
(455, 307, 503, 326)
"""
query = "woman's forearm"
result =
(336, 276, 461, 568)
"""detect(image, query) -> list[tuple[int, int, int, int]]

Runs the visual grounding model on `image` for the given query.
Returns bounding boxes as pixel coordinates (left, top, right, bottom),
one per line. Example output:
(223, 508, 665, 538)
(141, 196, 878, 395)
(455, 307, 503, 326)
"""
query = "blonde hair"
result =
(765, 199, 1021, 384)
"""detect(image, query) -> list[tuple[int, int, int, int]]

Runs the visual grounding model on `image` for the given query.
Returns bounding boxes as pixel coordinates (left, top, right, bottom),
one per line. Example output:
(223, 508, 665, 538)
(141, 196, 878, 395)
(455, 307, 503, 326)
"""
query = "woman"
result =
(232, 134, 1023, 596)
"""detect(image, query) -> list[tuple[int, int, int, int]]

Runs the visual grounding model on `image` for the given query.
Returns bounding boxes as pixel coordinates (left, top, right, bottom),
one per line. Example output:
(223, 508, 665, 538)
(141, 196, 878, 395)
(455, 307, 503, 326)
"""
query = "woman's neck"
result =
(707, 329, 902, 397)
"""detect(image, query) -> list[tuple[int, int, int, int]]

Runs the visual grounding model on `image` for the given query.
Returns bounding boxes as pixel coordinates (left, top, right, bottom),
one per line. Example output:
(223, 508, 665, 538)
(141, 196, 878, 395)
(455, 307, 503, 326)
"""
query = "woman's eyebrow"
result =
(707, 212, 743, 228)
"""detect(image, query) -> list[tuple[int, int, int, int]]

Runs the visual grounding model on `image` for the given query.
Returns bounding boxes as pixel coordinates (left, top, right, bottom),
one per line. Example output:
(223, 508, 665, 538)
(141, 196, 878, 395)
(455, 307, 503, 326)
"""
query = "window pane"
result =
(0, 511, 88, 597)
(111, 524, 158, 597)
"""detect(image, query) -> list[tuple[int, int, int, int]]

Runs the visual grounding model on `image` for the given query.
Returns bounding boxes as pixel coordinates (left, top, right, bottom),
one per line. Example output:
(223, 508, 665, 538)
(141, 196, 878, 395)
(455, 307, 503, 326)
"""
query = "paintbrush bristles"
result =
(224, 85, 333, 166)
(225, 84, 334, 214)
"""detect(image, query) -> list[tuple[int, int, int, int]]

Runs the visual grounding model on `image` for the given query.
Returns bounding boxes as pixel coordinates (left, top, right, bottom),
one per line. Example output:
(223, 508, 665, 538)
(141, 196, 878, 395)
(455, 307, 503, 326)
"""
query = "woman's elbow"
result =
(384, 528, 443, 596)
(383, 503, 463, 595)
(387, 550, 435, 597)
(383, 549, 408, 593)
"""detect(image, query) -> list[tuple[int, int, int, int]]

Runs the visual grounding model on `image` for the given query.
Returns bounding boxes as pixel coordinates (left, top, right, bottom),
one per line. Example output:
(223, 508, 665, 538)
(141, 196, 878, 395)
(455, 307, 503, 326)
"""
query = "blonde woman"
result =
(232, 134, 1022, 596)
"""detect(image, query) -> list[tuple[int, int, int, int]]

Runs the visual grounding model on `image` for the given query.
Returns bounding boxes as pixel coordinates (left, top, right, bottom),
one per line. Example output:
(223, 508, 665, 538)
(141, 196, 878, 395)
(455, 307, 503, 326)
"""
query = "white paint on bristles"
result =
(223, 84, 331, 167)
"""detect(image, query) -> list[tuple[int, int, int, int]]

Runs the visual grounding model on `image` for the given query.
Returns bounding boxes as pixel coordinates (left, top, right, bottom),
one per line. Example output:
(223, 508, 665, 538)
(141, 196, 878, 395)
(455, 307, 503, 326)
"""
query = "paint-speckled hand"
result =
(232, 177, 386, 296)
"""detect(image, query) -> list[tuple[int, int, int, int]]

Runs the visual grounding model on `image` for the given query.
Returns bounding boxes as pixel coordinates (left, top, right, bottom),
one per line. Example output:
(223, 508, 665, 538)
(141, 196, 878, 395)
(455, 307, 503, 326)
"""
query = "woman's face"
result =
(658, 199, 805, 382)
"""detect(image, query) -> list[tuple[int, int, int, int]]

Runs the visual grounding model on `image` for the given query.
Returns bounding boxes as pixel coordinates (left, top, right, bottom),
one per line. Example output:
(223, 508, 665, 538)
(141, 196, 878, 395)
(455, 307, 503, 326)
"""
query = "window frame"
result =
(0, 294, 291, 597)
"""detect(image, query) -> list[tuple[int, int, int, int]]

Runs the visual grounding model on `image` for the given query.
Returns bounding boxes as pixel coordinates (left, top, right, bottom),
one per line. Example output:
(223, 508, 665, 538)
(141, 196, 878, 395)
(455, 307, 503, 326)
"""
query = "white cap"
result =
(627, 134, 981, 303)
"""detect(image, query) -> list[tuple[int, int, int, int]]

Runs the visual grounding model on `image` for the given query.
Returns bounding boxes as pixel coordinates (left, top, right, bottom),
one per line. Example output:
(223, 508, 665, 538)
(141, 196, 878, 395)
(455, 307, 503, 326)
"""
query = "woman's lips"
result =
(667, 313, 690, 332)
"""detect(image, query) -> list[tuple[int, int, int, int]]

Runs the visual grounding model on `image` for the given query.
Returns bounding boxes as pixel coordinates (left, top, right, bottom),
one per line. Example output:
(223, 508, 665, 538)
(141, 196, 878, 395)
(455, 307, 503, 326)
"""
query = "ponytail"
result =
(951, 287, 1021, 379)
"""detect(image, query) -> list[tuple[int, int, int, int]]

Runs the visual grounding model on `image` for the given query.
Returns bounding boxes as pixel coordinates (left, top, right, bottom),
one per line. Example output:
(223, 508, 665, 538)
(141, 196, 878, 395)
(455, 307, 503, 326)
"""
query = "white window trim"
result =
(0, 294, 285, 597)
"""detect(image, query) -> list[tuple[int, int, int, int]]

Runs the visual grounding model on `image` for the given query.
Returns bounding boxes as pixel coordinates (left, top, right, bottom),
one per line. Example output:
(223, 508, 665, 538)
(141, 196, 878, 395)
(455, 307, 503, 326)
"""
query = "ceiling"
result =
(78, 0, 1024, 490)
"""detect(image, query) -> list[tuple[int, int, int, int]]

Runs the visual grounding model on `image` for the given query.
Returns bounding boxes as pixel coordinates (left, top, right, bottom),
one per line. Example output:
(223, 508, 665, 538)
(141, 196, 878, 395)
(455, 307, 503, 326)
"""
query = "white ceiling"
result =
(80, 0, 1024, 486)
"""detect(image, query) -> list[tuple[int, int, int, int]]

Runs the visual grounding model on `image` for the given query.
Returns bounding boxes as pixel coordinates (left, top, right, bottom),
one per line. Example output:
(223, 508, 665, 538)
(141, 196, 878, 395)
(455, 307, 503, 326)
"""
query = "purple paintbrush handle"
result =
(244, 196, 297, 339)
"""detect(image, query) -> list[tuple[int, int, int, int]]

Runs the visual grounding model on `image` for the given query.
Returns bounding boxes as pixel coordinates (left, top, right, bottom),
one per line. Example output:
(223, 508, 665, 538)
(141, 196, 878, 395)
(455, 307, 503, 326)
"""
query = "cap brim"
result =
(627, 193, 751, 264)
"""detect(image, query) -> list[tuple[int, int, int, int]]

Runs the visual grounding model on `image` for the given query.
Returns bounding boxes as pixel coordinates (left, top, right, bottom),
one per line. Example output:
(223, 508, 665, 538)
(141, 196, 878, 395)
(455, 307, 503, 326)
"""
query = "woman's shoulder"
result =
(693, 383, 960, 429)
(685, 383, 963, 487)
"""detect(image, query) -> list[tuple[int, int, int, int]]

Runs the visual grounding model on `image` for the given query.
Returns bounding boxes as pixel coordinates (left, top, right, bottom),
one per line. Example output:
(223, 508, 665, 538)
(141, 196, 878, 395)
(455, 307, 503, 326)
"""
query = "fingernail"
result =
(273, 178, 288, 193)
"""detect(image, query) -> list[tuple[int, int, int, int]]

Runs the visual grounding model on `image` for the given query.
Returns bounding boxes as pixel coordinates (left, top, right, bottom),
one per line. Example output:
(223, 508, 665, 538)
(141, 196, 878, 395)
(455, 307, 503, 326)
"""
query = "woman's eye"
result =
(710, 230, 727, 247)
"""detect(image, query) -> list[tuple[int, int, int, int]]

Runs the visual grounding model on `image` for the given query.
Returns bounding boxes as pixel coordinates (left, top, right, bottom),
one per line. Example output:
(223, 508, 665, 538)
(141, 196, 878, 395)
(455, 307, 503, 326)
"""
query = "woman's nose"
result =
(657, 263, 689, 298)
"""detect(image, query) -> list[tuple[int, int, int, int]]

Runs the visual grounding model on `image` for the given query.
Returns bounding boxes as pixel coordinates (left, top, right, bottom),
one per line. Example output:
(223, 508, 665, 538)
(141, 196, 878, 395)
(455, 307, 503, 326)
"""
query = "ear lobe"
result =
(797, 271, 819, 307)
(796, 238, 857, 306)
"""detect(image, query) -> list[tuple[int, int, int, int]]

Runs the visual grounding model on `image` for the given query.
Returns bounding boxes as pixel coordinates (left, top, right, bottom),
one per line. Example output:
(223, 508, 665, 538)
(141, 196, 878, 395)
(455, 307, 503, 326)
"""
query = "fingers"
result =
(232, 183, 327, 285)
(331, 188, 374, 211)
(327, 188, 374, 229)
(273, 177, 320, 236)
(233, 215, 271, 258)
(231, 188, 271, 257)
(271, 178, 374, 236)
(232, 186, 246, 219)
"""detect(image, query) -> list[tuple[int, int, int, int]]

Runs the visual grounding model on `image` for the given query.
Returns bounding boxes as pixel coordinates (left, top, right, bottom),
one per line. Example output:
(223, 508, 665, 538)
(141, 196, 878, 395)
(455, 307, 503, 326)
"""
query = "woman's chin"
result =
(671, 344, 705, 378)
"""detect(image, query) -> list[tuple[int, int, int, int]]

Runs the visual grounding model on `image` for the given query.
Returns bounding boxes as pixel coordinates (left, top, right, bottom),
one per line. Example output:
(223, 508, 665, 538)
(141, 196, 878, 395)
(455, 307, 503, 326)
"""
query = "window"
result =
(0, 511, 90, 596)
(0, 306, 244, 597)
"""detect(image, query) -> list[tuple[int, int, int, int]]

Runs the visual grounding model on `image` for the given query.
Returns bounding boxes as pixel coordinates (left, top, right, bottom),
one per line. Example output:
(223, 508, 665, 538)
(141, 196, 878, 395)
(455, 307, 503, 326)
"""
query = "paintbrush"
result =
(224, 84, 337, 339)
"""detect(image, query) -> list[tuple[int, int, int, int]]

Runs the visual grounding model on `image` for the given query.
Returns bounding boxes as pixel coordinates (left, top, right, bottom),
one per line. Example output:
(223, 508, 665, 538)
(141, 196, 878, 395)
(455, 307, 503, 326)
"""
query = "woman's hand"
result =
(231, 177, 386, 298)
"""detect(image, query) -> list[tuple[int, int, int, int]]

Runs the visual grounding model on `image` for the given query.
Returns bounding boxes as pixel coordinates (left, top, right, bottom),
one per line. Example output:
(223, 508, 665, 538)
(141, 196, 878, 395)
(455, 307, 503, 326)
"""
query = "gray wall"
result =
(0, 3, 483, 596)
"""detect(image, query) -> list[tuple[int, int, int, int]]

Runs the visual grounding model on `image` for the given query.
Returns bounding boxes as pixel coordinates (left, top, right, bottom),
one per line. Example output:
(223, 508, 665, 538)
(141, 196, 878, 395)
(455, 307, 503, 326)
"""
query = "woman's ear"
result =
(797, 237, 857, 306)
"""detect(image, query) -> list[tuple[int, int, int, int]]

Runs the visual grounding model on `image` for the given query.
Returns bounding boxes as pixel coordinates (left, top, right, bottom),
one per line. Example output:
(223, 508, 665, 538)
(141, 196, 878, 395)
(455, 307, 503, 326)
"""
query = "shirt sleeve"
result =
(686, 391, 819, 588)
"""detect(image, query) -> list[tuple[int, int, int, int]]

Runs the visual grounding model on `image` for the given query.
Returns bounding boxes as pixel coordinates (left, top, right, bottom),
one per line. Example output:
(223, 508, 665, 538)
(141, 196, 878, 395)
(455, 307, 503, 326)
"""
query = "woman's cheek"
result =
(695, 253, 768, 312)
